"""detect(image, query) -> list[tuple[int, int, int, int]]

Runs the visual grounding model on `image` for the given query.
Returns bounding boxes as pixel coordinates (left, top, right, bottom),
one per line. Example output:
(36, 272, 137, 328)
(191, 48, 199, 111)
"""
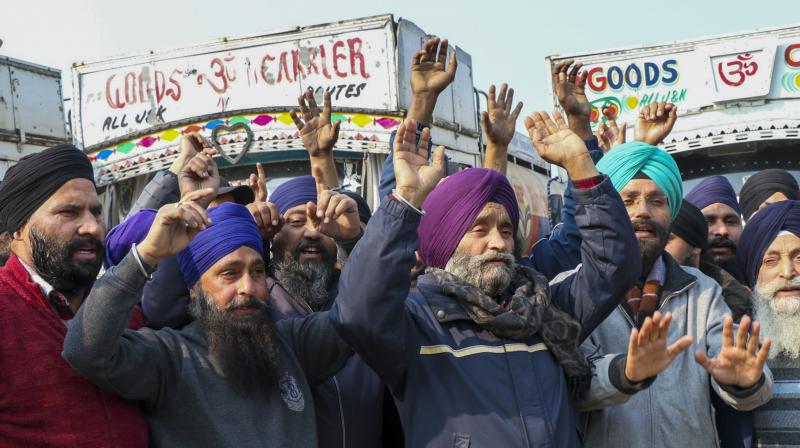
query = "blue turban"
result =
(596, 142, 683, 219)
(685, 175, 741, 215)
(418, 168, 519, 269)
(269, 176, 317, 214)
(177, 202, 263, 288)
(737, 200, 800, 288)
(105, 209, 157, 267)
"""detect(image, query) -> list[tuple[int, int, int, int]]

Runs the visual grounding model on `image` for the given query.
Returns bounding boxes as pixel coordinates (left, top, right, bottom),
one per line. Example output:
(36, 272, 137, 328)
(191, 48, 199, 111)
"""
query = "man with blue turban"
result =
(737, 200, 800, 445)
(62, 187, 369, 447)
(686, 175, 745, 282)
(574, 142, 773, 448)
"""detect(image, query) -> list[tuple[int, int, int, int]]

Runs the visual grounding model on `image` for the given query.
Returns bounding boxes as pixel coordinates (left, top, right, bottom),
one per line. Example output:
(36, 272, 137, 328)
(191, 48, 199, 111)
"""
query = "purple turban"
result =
(105, 209, 157, 267)
(737, 200, 800, 288)
(685, 175, 741, 215)
(177, 202, 263, 288)
(269, 175, 317, 214)
(418, 168, 519, 269)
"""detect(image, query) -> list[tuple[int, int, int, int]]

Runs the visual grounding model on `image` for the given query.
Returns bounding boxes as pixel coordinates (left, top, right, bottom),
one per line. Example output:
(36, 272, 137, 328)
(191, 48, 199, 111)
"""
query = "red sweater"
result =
(0, 254, 148, 447)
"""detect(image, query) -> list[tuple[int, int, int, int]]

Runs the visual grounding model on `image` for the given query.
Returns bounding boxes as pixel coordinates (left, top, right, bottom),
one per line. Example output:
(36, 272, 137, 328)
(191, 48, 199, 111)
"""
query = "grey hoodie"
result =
(557, 254, 773, 448)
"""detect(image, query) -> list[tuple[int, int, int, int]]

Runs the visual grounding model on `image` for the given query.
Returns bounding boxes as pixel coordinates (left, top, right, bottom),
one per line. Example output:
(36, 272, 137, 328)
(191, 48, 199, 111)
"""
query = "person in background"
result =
(0, 145, 147, 447)
(737, 200, 800, 447)
(685, 175, 745, 282)
(739, 168, 799, 222)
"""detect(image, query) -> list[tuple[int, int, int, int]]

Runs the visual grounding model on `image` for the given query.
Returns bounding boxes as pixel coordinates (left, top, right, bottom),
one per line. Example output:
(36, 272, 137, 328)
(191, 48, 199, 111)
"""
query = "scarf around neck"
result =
(427, 265, 591, 399)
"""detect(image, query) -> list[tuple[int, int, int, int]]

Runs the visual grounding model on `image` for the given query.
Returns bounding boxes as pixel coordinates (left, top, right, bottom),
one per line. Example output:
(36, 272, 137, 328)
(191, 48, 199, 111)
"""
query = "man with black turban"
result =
(737, 200, 800, 445)
(739, 168, 799, 222)
(0, 144, 148, 446)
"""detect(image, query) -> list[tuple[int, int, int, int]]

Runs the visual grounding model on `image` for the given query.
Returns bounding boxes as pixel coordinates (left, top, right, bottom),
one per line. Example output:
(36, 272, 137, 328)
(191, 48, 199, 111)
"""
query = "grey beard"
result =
(189, 289, 281, 395)
(274, 258, 334, 310)
(444, 251, 515, 298)
(753, 279, 800, 360)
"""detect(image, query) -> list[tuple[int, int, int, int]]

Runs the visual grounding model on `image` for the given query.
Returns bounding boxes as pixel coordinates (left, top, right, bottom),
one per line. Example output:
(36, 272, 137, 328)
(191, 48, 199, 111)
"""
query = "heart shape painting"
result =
(210, 122, 255, 165)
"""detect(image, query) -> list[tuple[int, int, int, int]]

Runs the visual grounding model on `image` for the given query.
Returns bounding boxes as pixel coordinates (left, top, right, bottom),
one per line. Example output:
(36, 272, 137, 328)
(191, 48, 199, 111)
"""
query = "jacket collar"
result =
(416, 274, 476, 324)
(660, 252, 697, 298)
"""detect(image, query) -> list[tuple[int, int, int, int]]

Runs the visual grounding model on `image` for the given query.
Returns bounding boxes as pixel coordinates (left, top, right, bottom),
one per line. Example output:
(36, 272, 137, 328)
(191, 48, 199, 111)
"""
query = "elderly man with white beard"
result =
(738, 200, 800, 447)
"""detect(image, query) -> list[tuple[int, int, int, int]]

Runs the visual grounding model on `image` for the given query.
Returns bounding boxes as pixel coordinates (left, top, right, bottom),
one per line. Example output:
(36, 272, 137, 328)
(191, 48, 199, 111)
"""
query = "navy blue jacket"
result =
(331, 178, 640, 447)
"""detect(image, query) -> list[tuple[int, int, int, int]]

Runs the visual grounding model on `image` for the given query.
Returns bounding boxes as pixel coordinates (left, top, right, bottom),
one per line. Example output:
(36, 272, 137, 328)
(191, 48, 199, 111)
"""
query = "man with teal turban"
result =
(574, 142, 773, 448)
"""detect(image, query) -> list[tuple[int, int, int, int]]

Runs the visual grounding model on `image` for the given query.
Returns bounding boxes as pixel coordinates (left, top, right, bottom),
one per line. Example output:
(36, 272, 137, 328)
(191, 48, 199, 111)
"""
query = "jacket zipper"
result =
(501, 345, 532, 447)
(332, 375, 346, 448)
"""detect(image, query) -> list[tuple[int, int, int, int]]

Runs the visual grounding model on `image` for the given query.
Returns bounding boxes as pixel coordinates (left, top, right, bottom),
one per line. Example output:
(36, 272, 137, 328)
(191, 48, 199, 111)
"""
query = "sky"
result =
(2, 0, 798, 115)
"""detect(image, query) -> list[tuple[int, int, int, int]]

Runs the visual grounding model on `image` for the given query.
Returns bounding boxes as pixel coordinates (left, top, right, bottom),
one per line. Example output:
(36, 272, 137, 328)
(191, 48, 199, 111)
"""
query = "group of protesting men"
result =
(0, 36, 798, 448)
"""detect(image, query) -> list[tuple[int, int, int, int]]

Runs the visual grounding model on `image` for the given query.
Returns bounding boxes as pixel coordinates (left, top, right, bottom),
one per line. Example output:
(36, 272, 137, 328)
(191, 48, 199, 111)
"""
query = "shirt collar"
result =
(646, 255, 667, 285)
(19, 259, 58, 300)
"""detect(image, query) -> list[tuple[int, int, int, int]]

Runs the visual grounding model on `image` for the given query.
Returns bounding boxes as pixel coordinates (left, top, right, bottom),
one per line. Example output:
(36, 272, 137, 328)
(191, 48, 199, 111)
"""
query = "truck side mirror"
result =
(548, 194, 563, 226)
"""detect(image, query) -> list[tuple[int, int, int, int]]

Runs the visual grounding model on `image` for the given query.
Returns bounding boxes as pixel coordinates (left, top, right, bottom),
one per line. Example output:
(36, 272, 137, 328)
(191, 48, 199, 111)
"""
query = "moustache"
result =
(476, 251, 515, 268)
(224, 295, 269, 313)
(67, 237, 105, 260)
(292, 239, 331, 260)
(631, 219, 667, 238)
(757, 276, 800, 301)
(709, 237, 736, 250)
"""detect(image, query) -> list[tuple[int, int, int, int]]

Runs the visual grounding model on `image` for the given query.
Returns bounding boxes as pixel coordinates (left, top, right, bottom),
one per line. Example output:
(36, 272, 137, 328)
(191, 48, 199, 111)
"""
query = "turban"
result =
(737, 200, 800, 288)
(217, 177, 255, 205)
(105, 209, 156, 267)
(596, 142, 683, 219)
(177, 202, 263, 288)
(342, 191, 372, 224)
(269, 176, 317, 215)
(418, 168, 519, 269)
(685, 175, 741, 215)
(0, 144, 95, 233)
(669, 201, 708, 250)
(739, 169, 799, 221)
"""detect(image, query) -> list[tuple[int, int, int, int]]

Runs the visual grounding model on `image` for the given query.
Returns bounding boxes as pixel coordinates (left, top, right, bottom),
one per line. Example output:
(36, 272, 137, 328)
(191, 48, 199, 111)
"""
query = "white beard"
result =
(753, 279, 800, 360)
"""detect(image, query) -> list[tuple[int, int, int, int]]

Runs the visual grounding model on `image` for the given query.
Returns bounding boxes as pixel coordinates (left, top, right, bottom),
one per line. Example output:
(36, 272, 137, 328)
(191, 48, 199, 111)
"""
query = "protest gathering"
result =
(1, 5, 800, 448)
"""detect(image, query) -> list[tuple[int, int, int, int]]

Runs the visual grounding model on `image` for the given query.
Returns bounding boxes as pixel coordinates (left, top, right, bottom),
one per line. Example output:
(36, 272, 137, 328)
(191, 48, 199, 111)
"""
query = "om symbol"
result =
(717, 53, 759, 87)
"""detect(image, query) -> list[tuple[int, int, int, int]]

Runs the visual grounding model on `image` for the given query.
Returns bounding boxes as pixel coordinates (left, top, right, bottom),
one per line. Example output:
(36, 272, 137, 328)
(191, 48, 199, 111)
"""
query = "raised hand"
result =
(169, 132, 206, 175)
(178, 149, 220, 208)
(411, 37, 458, 97)
(482, 83, 523, 146)
(625, 311, 694, 383)
(596, 107, 627, 153)
(248, 163, 269, 203)
(247, 199, 282, 241)
(306, 166, 360, 241)
(525, 110, 597, 180)
(552, 59, 592, 140)
(136, 188, 216, 266)
(392, 118, 446, 208)
(695, 315, 771, 388)
(290, 89, 341, 158)
(634, 102, 678, 146)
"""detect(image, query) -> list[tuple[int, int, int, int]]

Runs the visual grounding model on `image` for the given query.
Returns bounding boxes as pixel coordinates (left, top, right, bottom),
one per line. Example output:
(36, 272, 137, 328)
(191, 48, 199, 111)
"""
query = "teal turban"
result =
(596, 142, 683, 219)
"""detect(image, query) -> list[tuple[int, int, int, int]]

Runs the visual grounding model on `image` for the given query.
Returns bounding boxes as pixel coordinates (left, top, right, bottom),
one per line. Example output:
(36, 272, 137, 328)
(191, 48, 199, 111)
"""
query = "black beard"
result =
(28, 226, 104, 295)
(273, 239, 335, 310)
(701, 245, 744, 282)
(633, 219, 669, 275)
(190, 289, 281, 396)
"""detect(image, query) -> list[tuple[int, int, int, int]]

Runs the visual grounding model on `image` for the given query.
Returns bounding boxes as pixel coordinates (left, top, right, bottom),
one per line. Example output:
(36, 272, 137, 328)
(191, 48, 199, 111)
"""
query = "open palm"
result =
(393, 118, 446, 207)
(525, 111, 588, 167)
(695, 315, 770, 388)
(411, 38, 457, 96)
(291, 89, 341, 157)
(635, 102, 678, 145)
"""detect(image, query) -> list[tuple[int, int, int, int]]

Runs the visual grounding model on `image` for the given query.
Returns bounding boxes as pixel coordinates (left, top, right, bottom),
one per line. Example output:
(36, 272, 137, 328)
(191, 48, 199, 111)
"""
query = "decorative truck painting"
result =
(73, 23, 396, 149)
(546, 23, 800, 193)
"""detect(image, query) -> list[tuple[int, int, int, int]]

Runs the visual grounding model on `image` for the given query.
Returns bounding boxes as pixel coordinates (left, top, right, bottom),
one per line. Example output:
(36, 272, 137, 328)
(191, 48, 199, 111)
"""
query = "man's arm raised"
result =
(481, 83, 523, 174)
(330, 118, 445, 391)
(63, 189, 215, 404)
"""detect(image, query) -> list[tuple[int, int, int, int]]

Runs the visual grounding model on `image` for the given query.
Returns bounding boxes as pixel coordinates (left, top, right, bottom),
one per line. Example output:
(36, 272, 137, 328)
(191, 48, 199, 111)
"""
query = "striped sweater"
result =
(755, 355, 800, 447)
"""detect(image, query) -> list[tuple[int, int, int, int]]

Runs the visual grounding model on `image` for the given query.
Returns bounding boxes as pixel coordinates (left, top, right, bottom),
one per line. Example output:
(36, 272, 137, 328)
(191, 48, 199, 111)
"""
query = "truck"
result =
(71, 13, 562, 255)
(546, 22, 800, 194)
(0, 56, 69, 178)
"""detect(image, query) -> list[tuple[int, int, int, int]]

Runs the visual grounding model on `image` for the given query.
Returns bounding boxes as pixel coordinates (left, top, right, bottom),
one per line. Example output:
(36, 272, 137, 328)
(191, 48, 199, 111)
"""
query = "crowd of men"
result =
(0, 36, 798, 448)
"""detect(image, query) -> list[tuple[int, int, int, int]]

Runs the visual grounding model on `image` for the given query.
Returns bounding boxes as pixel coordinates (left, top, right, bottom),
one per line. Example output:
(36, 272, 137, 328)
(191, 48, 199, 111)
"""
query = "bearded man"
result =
(738, 200, 800, 446)
(0, 145, 147, 447)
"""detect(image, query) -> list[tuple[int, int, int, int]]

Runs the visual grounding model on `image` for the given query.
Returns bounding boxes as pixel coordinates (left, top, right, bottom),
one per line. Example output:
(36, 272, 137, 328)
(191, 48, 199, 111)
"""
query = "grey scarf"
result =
(428, 265, 591, 399)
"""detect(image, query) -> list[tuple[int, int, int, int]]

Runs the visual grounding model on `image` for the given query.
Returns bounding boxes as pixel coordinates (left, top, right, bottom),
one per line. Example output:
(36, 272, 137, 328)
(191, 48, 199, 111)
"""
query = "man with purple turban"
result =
(737, 200, 800, 445)
(331, 113, 642, 447)
(685, 175, 745, 282)
(62, 180, 379, 447)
